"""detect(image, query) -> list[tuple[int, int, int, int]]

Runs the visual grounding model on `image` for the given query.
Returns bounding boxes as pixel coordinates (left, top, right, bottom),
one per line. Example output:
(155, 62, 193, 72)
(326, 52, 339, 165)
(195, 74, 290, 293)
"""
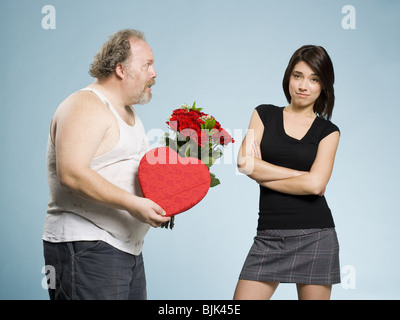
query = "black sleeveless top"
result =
(256, 104, 340, 230)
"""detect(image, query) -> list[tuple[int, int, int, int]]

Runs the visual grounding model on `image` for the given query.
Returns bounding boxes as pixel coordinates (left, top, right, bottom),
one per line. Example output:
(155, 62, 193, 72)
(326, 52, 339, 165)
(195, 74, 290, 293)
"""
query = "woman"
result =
(234, 45, 340, 300)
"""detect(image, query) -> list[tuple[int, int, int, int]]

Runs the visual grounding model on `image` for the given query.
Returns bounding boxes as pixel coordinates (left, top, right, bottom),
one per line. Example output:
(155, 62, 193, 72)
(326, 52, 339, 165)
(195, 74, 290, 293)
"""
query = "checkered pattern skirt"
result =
(239, 228, 340, 284)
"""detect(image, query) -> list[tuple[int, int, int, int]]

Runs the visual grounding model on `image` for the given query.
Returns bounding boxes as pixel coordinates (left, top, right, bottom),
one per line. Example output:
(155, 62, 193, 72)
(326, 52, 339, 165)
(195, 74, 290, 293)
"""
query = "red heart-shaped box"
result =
(138, 147, 211, 217)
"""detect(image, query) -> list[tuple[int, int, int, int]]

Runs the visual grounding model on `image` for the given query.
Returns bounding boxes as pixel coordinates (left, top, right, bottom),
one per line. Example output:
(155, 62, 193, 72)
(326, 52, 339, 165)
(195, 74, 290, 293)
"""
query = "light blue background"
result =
(1, 0, 399, 300)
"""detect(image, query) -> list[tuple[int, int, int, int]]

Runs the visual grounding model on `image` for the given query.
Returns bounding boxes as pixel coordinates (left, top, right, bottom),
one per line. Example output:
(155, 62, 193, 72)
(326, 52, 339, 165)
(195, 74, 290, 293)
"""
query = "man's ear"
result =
(115, 63, 125, 80)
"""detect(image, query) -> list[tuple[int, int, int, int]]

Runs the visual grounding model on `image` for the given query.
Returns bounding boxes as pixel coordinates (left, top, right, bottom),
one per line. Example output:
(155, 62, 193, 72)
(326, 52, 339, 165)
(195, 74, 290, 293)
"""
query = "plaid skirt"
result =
(239, 228, 340, 285)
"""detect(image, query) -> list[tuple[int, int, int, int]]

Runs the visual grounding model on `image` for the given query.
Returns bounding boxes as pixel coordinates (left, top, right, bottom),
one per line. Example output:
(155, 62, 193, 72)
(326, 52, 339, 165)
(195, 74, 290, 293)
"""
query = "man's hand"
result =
(127, 196, 171, 228)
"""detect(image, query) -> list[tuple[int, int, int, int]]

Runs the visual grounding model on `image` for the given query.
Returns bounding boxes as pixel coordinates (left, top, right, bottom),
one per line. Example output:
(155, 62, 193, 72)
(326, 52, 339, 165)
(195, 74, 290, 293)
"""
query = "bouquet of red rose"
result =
(160, 102, 234, 228)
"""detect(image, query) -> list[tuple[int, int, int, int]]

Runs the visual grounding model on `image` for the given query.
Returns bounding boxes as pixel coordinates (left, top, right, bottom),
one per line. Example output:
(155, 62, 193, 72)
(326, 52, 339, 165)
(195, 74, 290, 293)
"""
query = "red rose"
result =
(218, 129, 234, 145)
(166, 106, 234, 147)
(180, 119, 200, 135)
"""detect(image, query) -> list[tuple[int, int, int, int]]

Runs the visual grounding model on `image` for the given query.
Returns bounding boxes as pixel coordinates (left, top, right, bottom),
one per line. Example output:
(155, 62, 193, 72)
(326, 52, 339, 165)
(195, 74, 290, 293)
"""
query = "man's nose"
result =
(150, 65, 157, 78)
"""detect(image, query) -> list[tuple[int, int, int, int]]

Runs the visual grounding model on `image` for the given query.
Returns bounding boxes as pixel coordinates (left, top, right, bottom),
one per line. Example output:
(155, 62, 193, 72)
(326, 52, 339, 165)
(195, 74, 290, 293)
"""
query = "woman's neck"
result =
(285, 103, 316, 118)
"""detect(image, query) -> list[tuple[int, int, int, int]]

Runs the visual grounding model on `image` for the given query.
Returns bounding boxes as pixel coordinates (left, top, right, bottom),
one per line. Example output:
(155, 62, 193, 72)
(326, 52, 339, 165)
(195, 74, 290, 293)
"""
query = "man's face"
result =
(124, 39, 157, 105)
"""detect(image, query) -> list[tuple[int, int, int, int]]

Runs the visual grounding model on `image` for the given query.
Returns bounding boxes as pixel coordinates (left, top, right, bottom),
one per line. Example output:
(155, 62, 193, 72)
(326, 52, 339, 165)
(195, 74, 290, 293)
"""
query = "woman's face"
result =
(288, 61, 322, 109)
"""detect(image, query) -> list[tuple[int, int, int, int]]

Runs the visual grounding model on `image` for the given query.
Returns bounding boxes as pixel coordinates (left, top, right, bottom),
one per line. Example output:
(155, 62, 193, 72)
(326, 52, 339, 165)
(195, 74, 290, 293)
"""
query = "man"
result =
(42, 29, 170, 300)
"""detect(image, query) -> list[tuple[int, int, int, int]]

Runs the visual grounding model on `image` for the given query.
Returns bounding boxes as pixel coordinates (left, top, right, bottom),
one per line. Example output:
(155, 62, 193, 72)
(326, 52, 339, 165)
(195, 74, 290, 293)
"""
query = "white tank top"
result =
(42, 88, 151, 255)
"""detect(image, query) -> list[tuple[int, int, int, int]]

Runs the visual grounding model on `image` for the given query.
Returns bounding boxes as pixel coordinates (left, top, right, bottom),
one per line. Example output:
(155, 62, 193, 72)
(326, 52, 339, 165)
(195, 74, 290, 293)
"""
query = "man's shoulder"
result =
(57, 89, 111, 118)
(64, 89, 106, 109)
(53, 89, 115, 134)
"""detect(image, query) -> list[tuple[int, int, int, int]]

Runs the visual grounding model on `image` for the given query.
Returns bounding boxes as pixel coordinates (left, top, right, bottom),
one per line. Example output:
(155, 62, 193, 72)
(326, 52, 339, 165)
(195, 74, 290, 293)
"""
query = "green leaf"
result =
(204, 119, 215, 130)
(190, 101, 203, 112)
(185, 146, 191, 157)
(210, 172, 220, 187)
(211, 148, 223, 159)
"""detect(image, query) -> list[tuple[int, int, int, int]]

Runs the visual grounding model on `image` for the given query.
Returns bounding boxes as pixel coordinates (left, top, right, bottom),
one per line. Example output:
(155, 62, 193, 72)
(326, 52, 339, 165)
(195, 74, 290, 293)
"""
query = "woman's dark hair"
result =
(282, 45, 335, 120)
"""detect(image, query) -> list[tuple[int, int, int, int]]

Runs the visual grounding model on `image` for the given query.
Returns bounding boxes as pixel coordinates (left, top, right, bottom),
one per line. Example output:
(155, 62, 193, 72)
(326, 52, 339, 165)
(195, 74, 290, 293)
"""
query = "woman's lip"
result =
(297, 93, 309, 97)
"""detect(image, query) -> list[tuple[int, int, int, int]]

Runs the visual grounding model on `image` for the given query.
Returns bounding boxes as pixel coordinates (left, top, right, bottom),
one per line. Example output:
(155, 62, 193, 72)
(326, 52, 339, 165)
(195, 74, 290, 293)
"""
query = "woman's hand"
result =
(251, 141, 262, 160)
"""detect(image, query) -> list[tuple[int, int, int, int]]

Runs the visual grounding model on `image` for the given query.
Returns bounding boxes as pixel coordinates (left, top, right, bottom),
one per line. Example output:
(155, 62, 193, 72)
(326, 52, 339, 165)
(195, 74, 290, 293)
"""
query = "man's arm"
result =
(52, 92, 170, 227)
